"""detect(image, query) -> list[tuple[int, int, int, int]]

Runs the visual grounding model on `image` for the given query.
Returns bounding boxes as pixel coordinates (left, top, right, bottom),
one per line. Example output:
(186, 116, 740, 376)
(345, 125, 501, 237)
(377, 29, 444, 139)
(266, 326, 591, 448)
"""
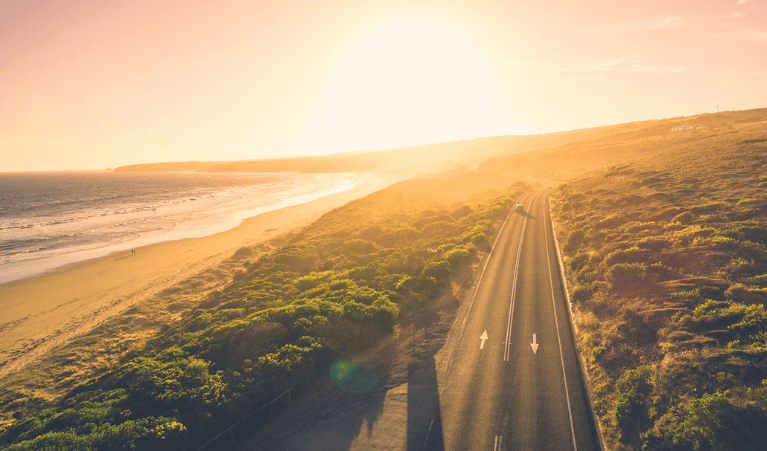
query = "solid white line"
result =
(457, 196, 519, 342)
(503, 193, 535, 361)
(543, 194, 578, 451)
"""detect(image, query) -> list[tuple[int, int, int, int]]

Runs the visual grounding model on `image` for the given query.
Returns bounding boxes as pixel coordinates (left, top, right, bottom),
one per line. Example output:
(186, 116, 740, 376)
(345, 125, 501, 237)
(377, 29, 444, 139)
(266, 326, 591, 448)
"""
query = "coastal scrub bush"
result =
(421, 261, 451, 285)
(0, 180, 528, 450)
(671, 211, 693, 224)
(548, 127, 767, 451)
(692, 300, 767, 338)
(443, 247, 471, 272)
(569, 252, 591, 272)
(564, 229, 586, 254)
(725, 283, 767, 304)
(669, 393, 767, 451)
(606, 263, 646, 290)
(450, 205, 473, 219)
(571, 284, 593, 303)
(614, 366, 654, 443)
(690, 201, 728, 215)
(595, 214, 624, 230)
(605, 247, 650, 266)
(636, 237, 671, 252)
(718, 257, 763, 281)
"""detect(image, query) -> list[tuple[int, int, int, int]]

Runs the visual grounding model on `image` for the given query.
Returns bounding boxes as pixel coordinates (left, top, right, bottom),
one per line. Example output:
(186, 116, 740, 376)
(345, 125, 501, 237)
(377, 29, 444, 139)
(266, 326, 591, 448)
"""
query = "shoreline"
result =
(0, 173, 360, 285)
(0, 173, 393, 382)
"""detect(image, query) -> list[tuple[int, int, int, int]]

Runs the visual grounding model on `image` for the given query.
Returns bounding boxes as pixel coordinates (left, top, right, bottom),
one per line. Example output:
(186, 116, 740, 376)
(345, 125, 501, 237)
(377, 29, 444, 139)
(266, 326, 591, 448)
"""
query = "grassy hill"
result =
(112, 137, 535, 176)
(114, 108, 767, 185)
(549, 111, 767, 449)
(481, 108, 767, 179)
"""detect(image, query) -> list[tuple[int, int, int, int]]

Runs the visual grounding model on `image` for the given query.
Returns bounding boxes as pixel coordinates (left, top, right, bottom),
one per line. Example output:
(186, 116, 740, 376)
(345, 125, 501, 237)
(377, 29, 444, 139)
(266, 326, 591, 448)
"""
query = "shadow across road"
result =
(239, 294, 457, 451)
(407, 356, 445, 451)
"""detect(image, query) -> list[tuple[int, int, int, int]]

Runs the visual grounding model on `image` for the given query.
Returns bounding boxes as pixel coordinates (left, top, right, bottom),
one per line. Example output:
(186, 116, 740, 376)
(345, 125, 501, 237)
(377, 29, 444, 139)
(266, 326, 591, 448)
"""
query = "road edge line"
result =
(543, 194, 578, 450)
(548, 197, 606, 451)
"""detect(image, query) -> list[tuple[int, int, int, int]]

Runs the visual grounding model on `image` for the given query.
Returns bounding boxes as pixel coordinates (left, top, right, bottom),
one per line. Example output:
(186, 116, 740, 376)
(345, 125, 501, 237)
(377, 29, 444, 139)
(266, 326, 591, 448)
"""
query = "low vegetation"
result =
(551, 118, 767, 450)
(0, 169, 527, 450)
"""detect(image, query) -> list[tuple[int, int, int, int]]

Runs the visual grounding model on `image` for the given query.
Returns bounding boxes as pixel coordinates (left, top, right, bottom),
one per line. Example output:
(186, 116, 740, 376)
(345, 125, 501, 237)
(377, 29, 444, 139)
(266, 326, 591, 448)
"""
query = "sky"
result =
(1, 0, 766, 171)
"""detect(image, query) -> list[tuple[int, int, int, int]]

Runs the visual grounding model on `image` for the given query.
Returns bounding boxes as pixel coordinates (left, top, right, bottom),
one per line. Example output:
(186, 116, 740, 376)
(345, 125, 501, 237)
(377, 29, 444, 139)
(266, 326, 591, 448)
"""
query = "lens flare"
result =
(329, 358, 378, 393)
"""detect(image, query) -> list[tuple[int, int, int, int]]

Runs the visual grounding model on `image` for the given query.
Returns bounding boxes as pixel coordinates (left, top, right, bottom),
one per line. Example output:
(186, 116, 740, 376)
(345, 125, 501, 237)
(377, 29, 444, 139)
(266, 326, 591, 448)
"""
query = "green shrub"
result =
(0, 181, 527, 450)
(421, 261, 451, 285)
(753, 274, 767, 287)
(572, 284, 593, 303)
(564, 230, 586, 254)
(614, 366, 654, 443)
(690, 201, 728, 214)
(672, 211, 693, 224)
(624, 221, 658, 233)
(671, 225, 715, 243)
(692, 300, 767, 337)
(595, 214, 624, 230)
(719, 257, 763, 281)
(637, 237, 671, 252)
(444, 247, 471, 271)
(725, 283, 767, 304)
(669, 393, 767, 451)
(450, 205, 473, 219)
(569, 252, 591, 272)
(606, 263, 646, 289)
(605, 247, 650, 266)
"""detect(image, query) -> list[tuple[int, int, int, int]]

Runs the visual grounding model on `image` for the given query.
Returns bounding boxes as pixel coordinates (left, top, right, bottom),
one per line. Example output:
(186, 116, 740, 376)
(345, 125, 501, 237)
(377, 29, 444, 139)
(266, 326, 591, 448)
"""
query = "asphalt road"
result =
(240, 188, 600, 451)
(431, 188, 600, 451)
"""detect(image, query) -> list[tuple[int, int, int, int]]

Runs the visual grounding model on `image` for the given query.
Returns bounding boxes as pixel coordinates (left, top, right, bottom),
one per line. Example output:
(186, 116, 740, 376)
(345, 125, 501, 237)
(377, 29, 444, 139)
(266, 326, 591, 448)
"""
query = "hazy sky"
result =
(2, 0, 766, 171)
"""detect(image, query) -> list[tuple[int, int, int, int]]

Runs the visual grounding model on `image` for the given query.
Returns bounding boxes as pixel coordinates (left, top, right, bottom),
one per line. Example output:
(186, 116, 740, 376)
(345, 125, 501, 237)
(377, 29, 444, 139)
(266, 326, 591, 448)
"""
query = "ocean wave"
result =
(0, 172, 356, 274)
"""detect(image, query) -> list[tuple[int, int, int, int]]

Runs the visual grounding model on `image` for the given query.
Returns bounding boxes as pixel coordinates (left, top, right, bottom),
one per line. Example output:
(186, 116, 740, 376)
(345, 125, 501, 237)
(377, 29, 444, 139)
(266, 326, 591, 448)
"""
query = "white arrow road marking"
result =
(480, 330, 488, 349)
(531, 334, 539, 354)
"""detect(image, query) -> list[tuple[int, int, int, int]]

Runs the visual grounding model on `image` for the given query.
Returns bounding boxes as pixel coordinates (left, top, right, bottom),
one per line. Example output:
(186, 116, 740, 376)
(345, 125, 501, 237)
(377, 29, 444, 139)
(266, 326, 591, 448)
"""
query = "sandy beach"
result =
(0, 174, 392, 383)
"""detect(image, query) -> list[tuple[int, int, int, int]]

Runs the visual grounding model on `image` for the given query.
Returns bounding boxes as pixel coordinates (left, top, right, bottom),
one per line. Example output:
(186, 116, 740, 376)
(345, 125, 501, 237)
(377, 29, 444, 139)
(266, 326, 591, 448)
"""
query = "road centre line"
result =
(457, 194, 522, 343)
(543, 194, 578, 451)
(503, 192, 536, 361)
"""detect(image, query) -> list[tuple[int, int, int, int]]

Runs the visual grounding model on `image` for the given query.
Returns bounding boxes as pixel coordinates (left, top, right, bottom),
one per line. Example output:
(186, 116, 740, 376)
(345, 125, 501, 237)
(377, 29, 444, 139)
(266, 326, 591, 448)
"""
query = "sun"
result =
(307, 18, 510, 154)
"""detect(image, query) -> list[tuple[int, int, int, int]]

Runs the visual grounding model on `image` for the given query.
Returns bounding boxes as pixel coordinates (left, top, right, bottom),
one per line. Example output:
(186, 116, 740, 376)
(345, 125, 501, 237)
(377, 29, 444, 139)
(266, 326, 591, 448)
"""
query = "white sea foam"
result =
(0, 171, 359, 284)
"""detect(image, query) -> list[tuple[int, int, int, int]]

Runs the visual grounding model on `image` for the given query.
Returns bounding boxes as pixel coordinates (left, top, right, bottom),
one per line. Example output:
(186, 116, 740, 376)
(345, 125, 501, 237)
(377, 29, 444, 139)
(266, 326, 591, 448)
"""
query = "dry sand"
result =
(0, 174, 392, 383)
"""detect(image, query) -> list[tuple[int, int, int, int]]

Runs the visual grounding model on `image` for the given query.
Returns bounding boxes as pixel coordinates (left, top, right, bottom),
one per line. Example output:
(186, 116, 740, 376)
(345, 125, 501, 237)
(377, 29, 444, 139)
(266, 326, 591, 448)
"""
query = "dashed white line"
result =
(503, 193, 536, 361)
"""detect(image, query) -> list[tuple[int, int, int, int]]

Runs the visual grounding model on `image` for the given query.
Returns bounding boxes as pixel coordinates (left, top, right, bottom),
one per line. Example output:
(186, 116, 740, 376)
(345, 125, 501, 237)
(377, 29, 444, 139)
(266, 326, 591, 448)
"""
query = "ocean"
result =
(0, 171, 357, 284)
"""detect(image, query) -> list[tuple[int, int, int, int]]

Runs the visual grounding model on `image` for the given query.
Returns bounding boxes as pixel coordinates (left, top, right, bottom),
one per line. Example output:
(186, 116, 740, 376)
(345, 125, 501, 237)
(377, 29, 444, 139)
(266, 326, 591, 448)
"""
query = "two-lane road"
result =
(244, 188, 600, 451)
(434, 188, 600, 450)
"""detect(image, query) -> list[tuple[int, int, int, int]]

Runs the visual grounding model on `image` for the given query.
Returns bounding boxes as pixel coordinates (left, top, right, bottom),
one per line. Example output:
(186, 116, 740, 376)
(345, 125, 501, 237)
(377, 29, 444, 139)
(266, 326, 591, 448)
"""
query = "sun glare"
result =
(307, 18, 510, 154)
